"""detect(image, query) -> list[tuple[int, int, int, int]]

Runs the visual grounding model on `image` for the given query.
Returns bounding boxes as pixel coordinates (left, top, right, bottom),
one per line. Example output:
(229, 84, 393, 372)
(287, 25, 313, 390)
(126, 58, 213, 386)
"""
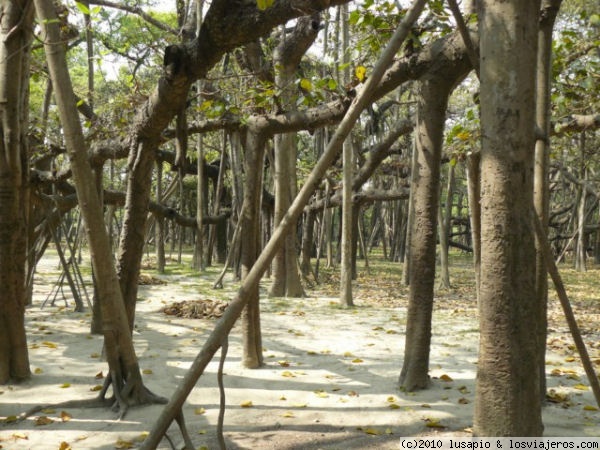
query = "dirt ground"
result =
(1, 254, 599, 449)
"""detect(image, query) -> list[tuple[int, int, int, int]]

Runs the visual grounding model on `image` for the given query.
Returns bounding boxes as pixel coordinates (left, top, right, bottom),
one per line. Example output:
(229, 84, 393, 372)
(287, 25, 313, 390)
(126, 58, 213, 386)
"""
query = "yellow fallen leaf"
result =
(41, 408, 56, 414)
(115, 438, 135, 449)
(42, 341, 58, 349)
(583, 405, 598, 411)
(421, 404, 431, 408)
(35, 416, 54, 426)
(386, 329, 398, 334)
(386, 396, 396, 403)
(281, 371, 295, 378)
(363, 427, 382, 435)
(573, 384, 589, 391)
(306, 350, 317, 355)
(60, 411, 72, 422)
(425, 419, 446, 428)
(240, 400, 253, 408)
(60, 383, 71, 388)
(142, 369, 153, 375)
(389, 403, 401, 409)
(351, 358, 364, 364)
(458, 386, 470, 394)
(385, 428, 393, 435)
(90, 385, 103, 392)
(293, 403, 307, 408)
(440, 374, 453, 382)
(343, 351, 354, 357)
(59, 442, 72, 450)
(278, 360, 290, 367)
(90, 353, 100, 358)
(314, 390, 329, 398)
(565, 356, 576, 362)
(198, 430, 207, 435)
(12, 432, 28, 440)
(347, 390, 359, 397)
(279, 395, 287, 401)
(34, 368, 43, 374)
(194, 407, 206, 415)
(95, 371, 104, 379)
(133, 432, 149, 442)
(458, 398, 470, 404)
(282, 411, 295, 418)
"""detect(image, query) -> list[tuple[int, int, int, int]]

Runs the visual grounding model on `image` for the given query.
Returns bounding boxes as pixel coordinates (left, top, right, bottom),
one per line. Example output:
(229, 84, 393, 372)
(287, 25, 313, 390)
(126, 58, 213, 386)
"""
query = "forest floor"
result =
(1, 250, 600, 449)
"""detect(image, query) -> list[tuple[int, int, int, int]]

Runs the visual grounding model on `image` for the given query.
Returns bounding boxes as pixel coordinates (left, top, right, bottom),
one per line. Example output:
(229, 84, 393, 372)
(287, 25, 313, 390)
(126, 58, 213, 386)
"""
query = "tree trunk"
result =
(35, 0, 163, 412)
(0, 0, 33, 383)
(399, 76, 451, 391)
(474, 0, 543, 436)
(466, 151, 481, 304)
(339, 3, 354, 306)
(269, 15, 320, 298)
(438, 162, 455, 289)
(240, 130, 266, 369)
(534, 0, 561, 402)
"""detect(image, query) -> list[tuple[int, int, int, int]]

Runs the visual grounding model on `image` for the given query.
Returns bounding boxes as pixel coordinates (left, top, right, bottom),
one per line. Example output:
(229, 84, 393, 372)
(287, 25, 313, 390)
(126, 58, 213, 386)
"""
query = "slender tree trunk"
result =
(533, 0, 561, 402)
(438, 162, 455, 289)
(240, 130, 266, 368)
(575, 134, 587, 272)
(466, 151, 481, 304)
(340, 4, 354, 306)
(155, 161, 166, 273)
(474, 0, 543, 436)
(36, 0, 163, 411)
(399, 77, 451, 391)
(0, 0, 33, 383)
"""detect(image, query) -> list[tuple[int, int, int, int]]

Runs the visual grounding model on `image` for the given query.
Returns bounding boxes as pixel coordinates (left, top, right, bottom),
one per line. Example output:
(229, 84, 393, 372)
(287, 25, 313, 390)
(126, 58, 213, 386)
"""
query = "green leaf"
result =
(256, 0, 274, 11)
(300, 78, 313, 92)
(75, 1, 91, 15)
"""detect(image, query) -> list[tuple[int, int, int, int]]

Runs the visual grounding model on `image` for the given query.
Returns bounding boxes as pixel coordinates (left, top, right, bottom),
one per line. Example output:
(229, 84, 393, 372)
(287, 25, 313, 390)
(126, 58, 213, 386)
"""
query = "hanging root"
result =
(217, 337, 229, 450)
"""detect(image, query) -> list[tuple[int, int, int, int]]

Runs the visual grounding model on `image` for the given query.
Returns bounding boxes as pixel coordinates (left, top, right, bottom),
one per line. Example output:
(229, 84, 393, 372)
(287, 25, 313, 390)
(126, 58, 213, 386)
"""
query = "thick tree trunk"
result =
(0, 0, 33, 384)
(474, 0, 543, 436)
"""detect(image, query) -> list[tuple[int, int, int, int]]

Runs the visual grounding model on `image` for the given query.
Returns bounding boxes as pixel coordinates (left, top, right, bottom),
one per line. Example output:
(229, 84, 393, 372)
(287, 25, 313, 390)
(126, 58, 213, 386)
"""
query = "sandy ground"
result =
(1, 256, 599, 449)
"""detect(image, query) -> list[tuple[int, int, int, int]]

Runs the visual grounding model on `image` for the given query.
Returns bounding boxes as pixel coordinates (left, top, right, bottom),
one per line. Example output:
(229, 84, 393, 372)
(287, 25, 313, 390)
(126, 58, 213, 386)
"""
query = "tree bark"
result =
(474, 0, 543, 436)
(0, 0, 33, 383)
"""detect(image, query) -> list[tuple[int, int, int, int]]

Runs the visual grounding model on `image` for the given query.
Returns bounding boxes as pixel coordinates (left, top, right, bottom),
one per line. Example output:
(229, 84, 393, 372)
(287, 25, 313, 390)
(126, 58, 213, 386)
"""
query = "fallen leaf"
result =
(278, 360, 290, 367)
(281, 371, 295, 378)
(60, 383, 71, 388)
(59, 442, 72, 450)
(573, 384, 589, 391)
(389, 403, 401, 409)
(425, 418, 446, 429)
(41, 341, 58, 349)
(90, 353, 100, 358)
(197, 430, 207, 435)
(41, 408, 56, 414)
(142, 369, 153, 375)
(293, 403, 307, 408)
(35, 416, 54, 426)
(351, 358, 364, 364)
(565, 356, 576, 362)
(386, 396, 396, 403)
(314, 390, 329, 398)
(34, 368, 43, 374)
(12, 432, 28, 440)
(194, 407, 206, 415)
(115, 438, 135, 449)
(240, 400, 253, 408)
(279, 395, 287, 401)
(421, 404, 431, 408)
(363, 427, 382, 435)
(133, 432, 148, 442)
(282, 411, 295, 418)
(583, 405, 598, 411)
(347, 390, 359, 397)
(385, 428, 393, 435)
(440, 374, 454, 382)
(60, 411, 72, 422)
(458, 398, 470, 404)
(90, 385, 103, 392)
(343, 351, 354, 357)
(95, 371, 104, 379)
